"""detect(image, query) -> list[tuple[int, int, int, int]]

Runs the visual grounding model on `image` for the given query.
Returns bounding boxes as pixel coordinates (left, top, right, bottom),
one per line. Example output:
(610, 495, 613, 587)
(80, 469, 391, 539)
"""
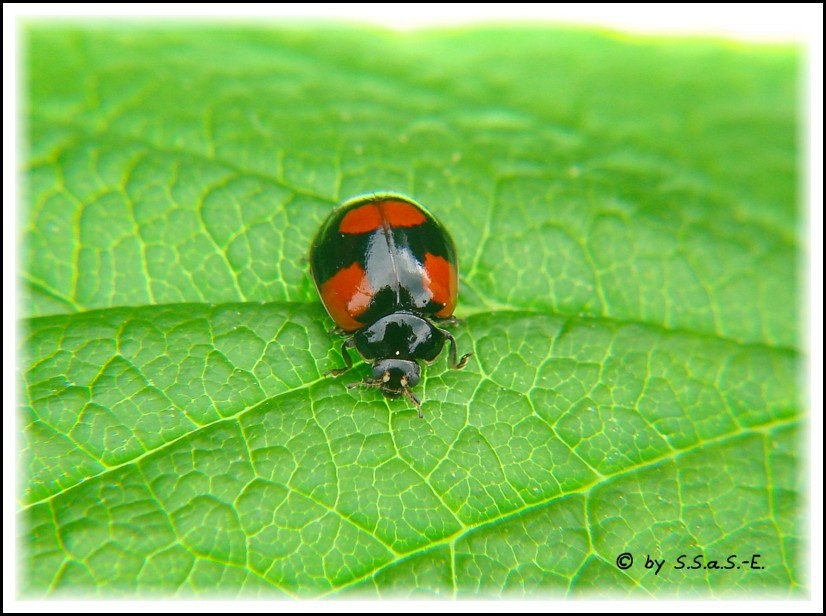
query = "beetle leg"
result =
(328, 325, 350, 337)
(402, 388, 424, 418)
(347, 380, 375, 389)
(347, 367, 381, 389)
(325, 337, 355, 377)
(436, 328, 471, 370)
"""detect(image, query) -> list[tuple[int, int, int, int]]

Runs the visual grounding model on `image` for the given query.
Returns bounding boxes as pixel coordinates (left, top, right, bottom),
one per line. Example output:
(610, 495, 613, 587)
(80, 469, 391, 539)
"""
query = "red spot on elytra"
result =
(319, 263, 373, 330)
(423, 253, 457, 317)
(339, 200, 427, 234)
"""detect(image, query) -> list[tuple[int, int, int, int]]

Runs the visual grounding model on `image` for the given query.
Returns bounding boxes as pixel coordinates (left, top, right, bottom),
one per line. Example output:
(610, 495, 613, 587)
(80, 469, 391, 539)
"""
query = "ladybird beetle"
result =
(310, 193, 471, 417)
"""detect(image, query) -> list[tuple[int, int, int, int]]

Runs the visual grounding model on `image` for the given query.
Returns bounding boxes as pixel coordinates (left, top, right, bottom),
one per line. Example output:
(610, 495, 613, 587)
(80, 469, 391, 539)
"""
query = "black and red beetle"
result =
(310, 193, 471, 416)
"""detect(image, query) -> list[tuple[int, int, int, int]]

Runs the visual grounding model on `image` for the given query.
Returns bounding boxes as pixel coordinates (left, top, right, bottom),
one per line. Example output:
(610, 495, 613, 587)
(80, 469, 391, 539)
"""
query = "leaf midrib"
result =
(23, 301, 803, 358)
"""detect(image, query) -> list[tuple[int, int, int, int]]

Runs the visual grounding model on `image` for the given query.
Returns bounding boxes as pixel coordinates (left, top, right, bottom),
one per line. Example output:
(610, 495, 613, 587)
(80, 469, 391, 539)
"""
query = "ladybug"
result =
(310, 193, 471, 417)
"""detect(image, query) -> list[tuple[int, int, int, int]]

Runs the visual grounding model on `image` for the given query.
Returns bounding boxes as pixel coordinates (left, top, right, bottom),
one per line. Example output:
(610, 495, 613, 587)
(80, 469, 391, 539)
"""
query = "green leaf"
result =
(21, 25, 803, 596)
